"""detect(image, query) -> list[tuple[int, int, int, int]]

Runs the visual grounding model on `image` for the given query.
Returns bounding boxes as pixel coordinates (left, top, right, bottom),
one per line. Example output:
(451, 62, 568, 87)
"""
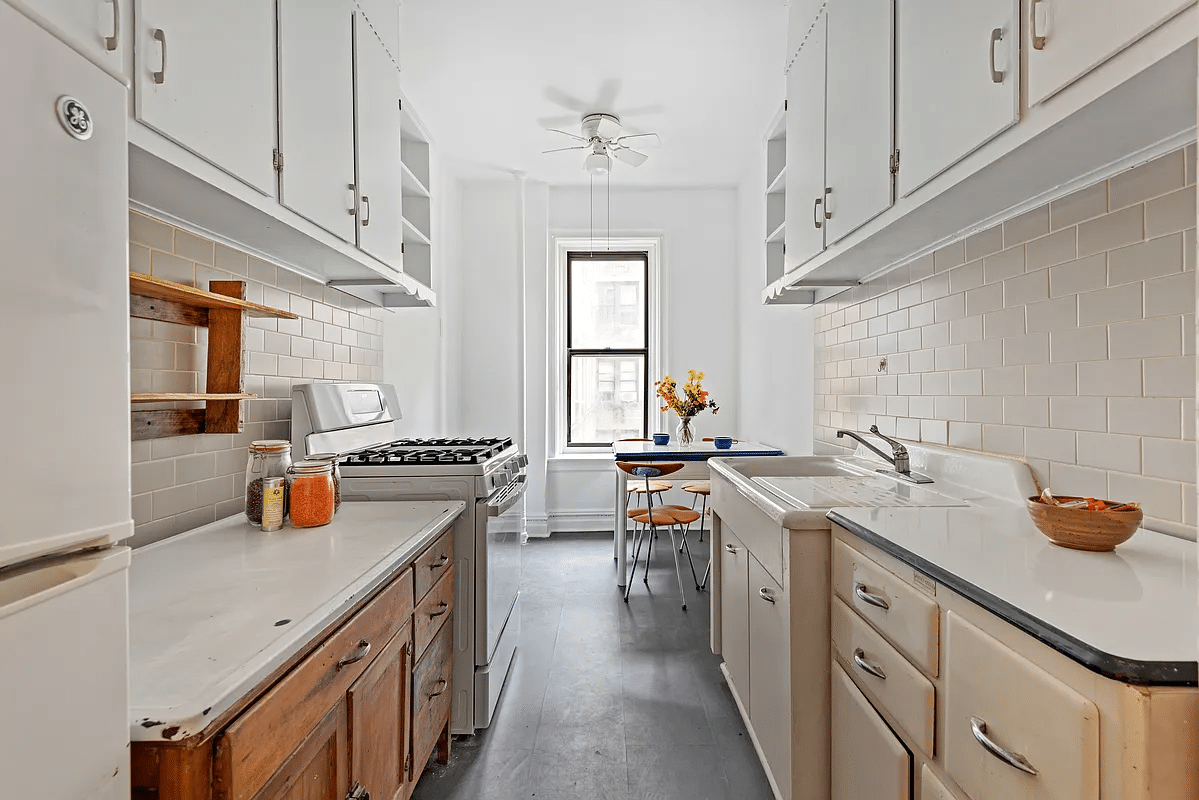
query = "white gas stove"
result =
(291, 383, 526, 735)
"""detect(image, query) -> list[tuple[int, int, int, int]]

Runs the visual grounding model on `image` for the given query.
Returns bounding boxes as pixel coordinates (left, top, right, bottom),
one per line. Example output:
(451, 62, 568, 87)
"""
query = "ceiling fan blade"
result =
(611, 147, 648, 167)
(547, 128, 585, 142)
(542, 145, 587, 154)
(612, 132, 661, 149)
(593, 114, 622, 140)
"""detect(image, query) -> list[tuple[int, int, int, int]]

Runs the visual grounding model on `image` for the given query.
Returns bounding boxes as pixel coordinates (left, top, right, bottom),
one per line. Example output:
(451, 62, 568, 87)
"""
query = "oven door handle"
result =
(488, 475, 527, 516)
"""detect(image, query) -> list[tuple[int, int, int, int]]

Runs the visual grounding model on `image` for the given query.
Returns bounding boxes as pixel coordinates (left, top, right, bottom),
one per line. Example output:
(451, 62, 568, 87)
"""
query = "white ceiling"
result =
(398, 0, 788, 187)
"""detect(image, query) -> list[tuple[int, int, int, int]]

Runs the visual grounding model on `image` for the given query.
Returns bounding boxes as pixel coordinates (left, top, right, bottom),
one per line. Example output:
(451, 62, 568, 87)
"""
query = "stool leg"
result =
(679, 525, 701, 589)
(698, 495, 708, 542)
(668, 525, 688, 611)
(624, 524, 645, 602)
(699, 558, 712, 592)
(643, 525, 654, 583)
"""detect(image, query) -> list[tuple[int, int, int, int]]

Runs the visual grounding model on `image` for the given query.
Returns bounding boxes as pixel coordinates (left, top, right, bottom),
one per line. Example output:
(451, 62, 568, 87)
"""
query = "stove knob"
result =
(517, 454, 529, 468)
(494, 472, 510, 487)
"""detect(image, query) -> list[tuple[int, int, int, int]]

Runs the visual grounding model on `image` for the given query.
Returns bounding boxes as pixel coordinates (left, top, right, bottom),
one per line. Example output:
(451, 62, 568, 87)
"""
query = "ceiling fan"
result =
(543, 113, 660, 175)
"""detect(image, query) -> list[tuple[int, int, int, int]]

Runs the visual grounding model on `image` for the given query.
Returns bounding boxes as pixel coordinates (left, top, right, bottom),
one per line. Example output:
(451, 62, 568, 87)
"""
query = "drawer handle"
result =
(854, 583, 890, 610)
(429, 601, 450, 618)
(758, 587, 776, 604)
(430, 554, 449, 569)
(852, 648, 887, 680)
(1030, 0, 1047, 50)
(970, 716, 1039, 776)
(336, 639, 371, 670)
(152, 29, 167, 84)
(106, 0, 120, 51)
(428, 678, 448, 698)
(989, 28, 1004, 83)
(724, 543, 739, 554)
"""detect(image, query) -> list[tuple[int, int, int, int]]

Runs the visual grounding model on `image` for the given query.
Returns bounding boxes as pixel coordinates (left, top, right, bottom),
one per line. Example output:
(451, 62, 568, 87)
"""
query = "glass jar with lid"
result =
(245, 440, 292, 525)
(287, 460, 336, 528)
(306, 453, 342, 511)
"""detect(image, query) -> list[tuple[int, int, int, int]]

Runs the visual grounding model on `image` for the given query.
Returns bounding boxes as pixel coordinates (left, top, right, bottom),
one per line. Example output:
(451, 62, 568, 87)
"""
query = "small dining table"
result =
(611, 439, 784, 586)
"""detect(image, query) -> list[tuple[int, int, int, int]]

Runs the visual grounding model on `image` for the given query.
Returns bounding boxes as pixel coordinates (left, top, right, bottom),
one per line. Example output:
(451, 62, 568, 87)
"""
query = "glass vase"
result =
(676, 415, 697, 447)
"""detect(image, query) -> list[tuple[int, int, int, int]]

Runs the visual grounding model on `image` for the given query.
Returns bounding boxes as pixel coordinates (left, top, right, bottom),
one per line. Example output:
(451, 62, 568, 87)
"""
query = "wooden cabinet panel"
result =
(833, 540, 939, 676)
(783, 11, 827, 274)
(352, 11, 403, 270)
(823, 0, 894, 243)
(719, 526, 751, 708)
(1025, 0, 1193, 106)
(897, 0, 1020, 196)
(348, 623, 410, 800)
(831, 597, 935, 757)
(414, 566, 454, 660)
(412, 614, 454, 772)
(414, 530, 454, 602)
(277, 0, 357, 241)
(134, 0, 275, 194)
(832, 663, 911, 800)
(253, 700, 348, 800)
(748, 554, 791, 800)
(21, 0, 127, 73)
(944, 612, 1099, 800)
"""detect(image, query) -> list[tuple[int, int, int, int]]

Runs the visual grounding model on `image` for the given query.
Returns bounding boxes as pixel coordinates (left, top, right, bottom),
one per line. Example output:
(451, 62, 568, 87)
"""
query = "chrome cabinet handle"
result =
(813, 197, 824, 229)
(428, 678, 448, 698)
(152, 29, 166, 84)
(1030, 0, 1046, 50)
(429, 601, 449, 618)
(361, 195, 370, 226)
(970, 716, 1039, 775)
(758, 587, 776, 604)
(430, 554, 449, 569)
(724, 543, 739, 554)
(106, 0, 120, 51)
(854, 582, 891, 610)
(336, 639, 371, 670)
(347, 183, 357, 215)
(852, 648, 887, 680)
(989, 28, 1004, 83)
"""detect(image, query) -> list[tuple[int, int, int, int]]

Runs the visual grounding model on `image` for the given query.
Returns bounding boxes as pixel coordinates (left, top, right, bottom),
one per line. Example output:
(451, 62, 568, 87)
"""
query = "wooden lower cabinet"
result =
(349, 625, 412, 800)
(832, 662, 912, 800)
(254, 702, 349, 800)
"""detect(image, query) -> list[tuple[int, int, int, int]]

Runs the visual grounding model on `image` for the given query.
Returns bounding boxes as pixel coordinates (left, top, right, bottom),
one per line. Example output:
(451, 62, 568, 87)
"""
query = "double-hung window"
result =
(565, 251, 649, 447)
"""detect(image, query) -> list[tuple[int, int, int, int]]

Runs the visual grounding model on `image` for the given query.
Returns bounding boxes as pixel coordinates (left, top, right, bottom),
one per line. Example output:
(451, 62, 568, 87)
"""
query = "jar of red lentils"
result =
(305, 453, 342, 511)
(286, 460, 336, 528)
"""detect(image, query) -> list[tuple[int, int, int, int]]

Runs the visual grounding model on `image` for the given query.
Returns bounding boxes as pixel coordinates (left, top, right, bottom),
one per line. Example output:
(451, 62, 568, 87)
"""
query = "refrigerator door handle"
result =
(0, 547, 130, 621)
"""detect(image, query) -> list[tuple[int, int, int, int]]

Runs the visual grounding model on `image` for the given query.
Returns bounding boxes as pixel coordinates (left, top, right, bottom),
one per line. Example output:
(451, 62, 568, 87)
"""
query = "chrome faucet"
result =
(835, 425, 933, 484)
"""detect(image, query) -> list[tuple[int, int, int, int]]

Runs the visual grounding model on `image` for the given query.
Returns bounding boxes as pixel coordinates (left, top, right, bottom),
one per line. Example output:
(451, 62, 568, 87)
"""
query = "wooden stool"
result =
(616, 461, 695, 610)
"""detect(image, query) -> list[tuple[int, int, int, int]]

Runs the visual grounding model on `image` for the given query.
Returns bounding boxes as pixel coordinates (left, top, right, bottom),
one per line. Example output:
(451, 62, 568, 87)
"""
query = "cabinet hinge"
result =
(401, 242, 405, 255)
(889, 149, 900, 175)
(273, 149, 285, 172)
(783, 99, 788, 112)
(347, 783, 369, 800)
(405, 752, 412, 779)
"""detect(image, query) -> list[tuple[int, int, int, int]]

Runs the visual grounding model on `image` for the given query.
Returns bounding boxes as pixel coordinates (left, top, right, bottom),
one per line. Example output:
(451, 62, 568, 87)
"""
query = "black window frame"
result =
(565, 250, 650, 447)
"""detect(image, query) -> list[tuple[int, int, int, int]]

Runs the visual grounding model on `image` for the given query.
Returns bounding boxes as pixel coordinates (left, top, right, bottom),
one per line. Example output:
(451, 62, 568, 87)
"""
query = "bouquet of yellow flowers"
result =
(654, 369, 719, 418)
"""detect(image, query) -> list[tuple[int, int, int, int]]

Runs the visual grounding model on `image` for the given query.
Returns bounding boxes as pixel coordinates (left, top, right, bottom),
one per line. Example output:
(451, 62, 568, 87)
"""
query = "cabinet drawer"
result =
(414, 566, 454, 660)
(412, 614, 453, 770)
(944, 612, 1098, 800)
(415, 529, 454, 602)
(832, 597, 935, 757)
(215, 568, 413, 800)
(833, 539, 939, 676)
(712, 478, 783, 584)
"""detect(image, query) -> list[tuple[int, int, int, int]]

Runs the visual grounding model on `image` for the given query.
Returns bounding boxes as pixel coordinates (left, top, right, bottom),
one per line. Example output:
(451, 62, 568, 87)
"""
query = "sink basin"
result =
(711, 455, 879, 479)
(753, 475, 968, 509)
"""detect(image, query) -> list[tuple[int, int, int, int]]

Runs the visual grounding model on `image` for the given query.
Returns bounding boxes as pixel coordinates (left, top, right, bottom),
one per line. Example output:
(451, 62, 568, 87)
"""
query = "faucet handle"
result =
(868, 425, 906, 454)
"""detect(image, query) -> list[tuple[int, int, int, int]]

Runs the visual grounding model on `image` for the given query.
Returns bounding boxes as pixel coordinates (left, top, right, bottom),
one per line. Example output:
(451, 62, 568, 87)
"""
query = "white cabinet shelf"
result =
(395, 98, 436, 301)
(403, 217, 431, 246)
(764, 102, 788, 285)
(401, 162, 431, 198)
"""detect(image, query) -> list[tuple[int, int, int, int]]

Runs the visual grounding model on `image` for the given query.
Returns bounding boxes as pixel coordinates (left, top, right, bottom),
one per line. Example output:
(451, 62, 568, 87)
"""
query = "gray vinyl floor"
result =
(411, 531, 775, 800)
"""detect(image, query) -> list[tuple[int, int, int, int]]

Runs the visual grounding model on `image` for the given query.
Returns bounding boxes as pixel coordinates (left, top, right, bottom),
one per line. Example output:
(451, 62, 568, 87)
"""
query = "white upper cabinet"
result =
(277, 0, 357, 243)
(20, 0, 127, 74)
(1026, 0, 1194, 106)
(785, 0, 823, 68)
(355, 0, 399, 63)
(783, 12, 827, 274)
(134, 0, 275, 195)
(354, 13, 404, 270)
(823, 0, 894, 244)
(897, 0, 1020, 197)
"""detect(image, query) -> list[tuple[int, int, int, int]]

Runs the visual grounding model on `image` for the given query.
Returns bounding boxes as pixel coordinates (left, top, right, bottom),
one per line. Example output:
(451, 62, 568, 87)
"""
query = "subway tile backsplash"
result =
(128, 211, 386, 548)
(814, 147, 1198, 540)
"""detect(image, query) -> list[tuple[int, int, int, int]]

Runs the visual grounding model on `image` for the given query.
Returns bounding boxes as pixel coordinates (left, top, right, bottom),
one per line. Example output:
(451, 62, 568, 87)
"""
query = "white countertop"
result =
(831, 505, 1197, 678)
(128, 500, 465, 742)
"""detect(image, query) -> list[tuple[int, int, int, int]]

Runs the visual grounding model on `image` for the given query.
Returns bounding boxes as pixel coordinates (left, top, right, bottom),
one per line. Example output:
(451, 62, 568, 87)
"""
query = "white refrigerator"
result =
(0, 3, 133, 798)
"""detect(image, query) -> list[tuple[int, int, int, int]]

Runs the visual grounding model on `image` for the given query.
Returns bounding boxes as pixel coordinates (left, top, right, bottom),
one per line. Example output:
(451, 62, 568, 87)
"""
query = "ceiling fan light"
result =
(583, 151, 611, 175)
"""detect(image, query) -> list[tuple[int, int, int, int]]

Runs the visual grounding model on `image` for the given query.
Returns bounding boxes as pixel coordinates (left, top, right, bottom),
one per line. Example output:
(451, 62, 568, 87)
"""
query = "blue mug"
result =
(713, 437, 733, 449)
(652, 433, 670, 445)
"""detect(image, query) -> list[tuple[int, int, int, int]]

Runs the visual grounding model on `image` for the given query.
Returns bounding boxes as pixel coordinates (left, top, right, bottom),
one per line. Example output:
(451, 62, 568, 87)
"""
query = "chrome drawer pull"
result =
(428, 678, 448, 698)
(758, 587, 776, 604)
(970, 716, 1038, 775)
(724, 543, 739, 554)
(336, 639, 371, 670)
(852, 648, 887, 680)
(429, 601, 449, 618)
(854, 582, 890, 610)
(430, 554, 449, 569)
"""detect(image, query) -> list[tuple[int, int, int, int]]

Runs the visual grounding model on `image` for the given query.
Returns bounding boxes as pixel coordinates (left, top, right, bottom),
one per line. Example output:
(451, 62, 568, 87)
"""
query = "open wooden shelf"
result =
(131, 393, 258, 403)
(130, 274, 298, 319)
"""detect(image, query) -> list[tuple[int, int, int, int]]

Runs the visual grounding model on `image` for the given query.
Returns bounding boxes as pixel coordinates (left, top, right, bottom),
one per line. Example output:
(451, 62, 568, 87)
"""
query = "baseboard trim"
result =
(547, 511, 614, 533)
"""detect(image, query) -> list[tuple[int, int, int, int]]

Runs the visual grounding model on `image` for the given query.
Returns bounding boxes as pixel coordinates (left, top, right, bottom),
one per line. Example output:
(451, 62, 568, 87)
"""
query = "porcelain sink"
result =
(710, 454, 880, 479)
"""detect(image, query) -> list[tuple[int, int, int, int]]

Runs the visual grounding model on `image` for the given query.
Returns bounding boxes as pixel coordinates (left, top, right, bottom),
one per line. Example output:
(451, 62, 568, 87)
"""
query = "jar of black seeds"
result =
(246, 440, 292, 525)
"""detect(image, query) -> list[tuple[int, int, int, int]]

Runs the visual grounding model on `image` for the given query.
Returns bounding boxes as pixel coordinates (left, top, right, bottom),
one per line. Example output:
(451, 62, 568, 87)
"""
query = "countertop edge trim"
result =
(828, 511, 1198, 687)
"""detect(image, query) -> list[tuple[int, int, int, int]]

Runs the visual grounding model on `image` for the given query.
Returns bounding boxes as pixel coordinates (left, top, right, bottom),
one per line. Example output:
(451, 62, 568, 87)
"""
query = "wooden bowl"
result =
(1026, 496, 1143, 551)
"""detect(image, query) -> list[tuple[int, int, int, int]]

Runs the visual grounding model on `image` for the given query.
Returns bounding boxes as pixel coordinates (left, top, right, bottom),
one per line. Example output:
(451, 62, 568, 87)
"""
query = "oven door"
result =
(476, 475, 525, 666)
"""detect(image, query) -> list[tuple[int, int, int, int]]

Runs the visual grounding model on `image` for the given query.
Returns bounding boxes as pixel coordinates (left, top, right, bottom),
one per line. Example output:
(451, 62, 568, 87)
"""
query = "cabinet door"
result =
(134, 0, 275, 195)
(897, 0, 1019, 196)
(349, 624, 411, 800)
(785, 0, 823, 69)
(353, 14, 404, 270)
(719, 527, 751, 706)
(832, 663, 911, 800)
(255, 701, 349, 800)
(0, 2, 131, 567)
(355, 0, 399, 62)
(1026, 0, 1192, 106)
(20, 0, 126, 73)
(783, 12, 826, 273)
(278, 0, 357, 242)
(824, 0, 894, 243)
(748, 554, 791, 799)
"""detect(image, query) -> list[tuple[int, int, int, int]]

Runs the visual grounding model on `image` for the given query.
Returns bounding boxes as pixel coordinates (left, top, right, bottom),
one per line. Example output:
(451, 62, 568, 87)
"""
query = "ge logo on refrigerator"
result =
(55, 96, 92, 140)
